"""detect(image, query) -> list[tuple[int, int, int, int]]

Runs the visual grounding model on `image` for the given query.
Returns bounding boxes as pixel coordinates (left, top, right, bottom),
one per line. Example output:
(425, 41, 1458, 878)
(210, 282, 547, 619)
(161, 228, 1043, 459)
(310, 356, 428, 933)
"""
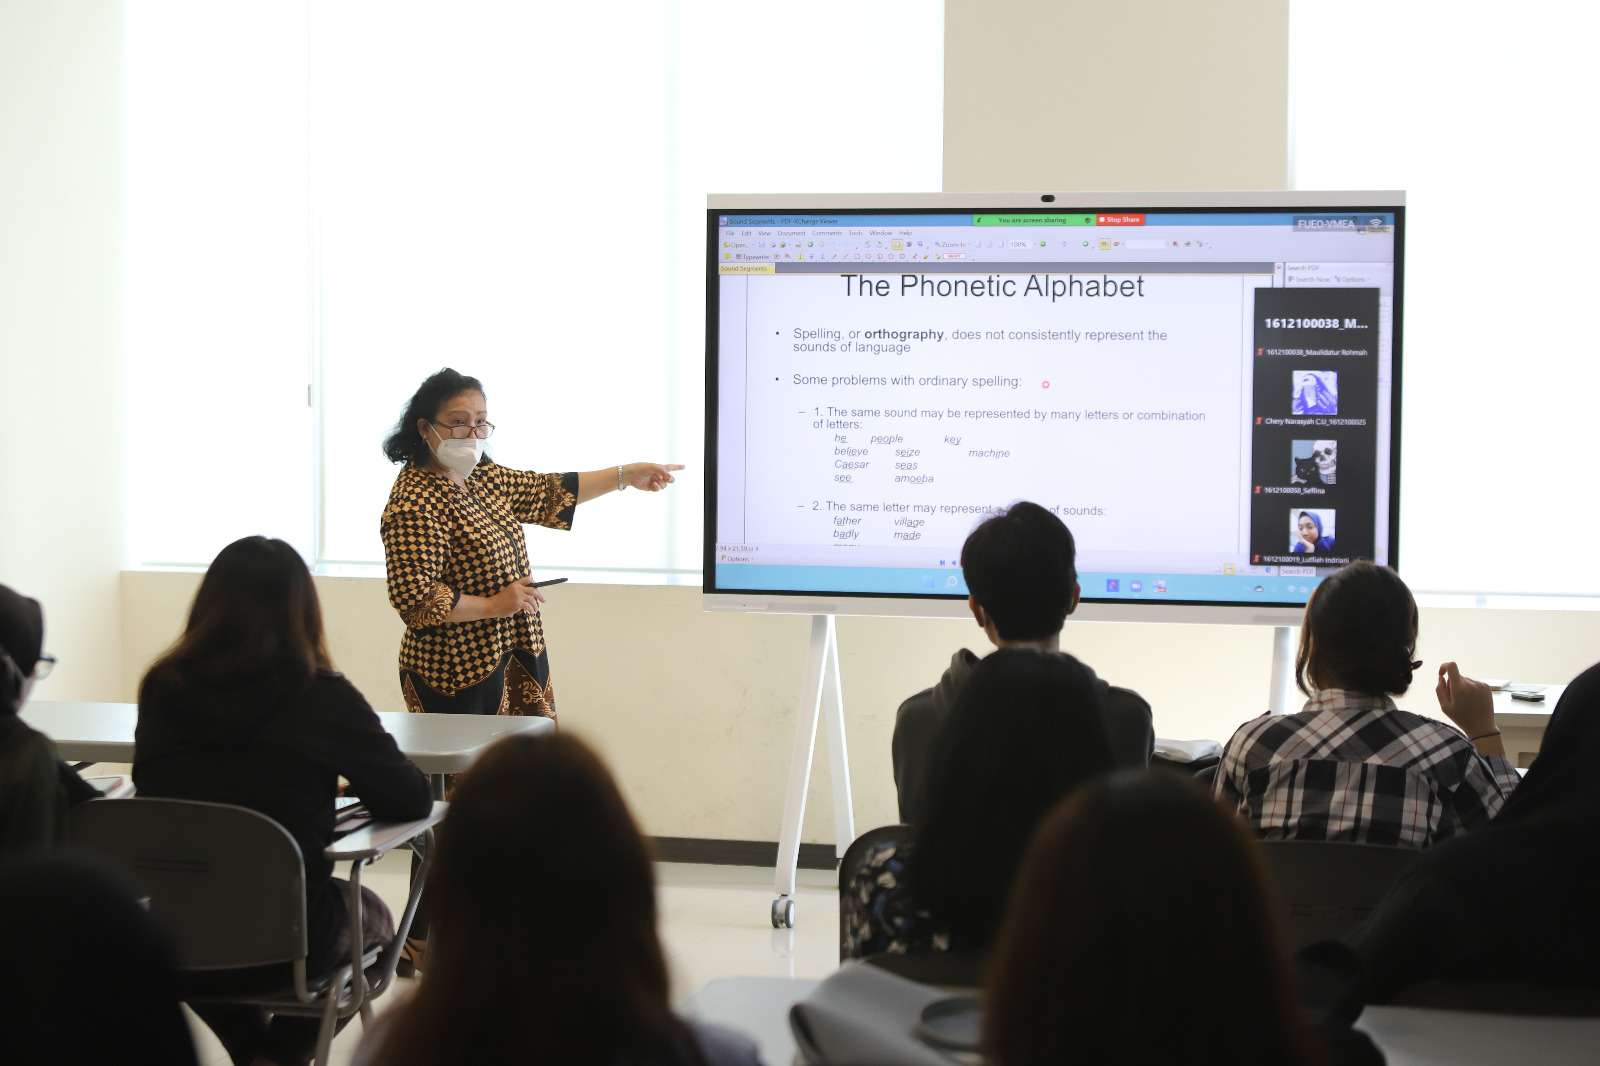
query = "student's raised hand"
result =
(1436, 662, 1495, 739)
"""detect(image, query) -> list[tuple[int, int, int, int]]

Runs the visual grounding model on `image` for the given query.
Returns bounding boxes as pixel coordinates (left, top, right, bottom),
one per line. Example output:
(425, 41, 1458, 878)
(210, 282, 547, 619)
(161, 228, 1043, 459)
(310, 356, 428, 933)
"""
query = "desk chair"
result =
(1258, 839, 1418, 951)
(836, 824, 984, 988)
(839, 825, 912, 962)
(72, 797, 444, 1066)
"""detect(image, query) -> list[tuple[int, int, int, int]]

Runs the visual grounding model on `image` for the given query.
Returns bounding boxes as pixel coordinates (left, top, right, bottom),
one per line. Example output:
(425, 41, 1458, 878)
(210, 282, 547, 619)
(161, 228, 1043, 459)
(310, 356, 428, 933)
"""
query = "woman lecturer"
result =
(381, 368, 681, 721)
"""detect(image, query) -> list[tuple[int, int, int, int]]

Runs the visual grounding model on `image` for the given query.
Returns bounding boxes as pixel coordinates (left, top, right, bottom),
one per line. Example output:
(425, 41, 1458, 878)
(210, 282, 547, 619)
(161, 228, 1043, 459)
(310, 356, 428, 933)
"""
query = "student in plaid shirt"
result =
(1216, 562, 1518, 848)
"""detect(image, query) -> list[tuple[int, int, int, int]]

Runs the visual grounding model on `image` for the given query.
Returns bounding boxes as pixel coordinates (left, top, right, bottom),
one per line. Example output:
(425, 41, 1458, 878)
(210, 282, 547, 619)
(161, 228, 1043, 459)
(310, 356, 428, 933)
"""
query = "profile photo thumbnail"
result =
(1290, 439, 1337, 486)
(1291, 370, 1338, 415)
(1290, 509, 1336, 555)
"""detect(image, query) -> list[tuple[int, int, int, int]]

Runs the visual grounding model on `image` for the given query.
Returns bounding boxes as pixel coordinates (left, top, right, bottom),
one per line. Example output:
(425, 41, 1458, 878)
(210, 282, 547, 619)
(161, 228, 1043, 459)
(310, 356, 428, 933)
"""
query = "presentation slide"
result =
(709, 208, 1399, 606)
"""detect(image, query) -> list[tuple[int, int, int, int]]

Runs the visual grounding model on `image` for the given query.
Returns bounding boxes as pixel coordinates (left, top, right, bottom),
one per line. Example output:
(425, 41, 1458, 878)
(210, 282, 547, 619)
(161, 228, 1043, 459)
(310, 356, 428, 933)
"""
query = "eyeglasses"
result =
(35, 654, 56, 681)
(1312, 447, 1335, 461)
(429, 420, 495, 440)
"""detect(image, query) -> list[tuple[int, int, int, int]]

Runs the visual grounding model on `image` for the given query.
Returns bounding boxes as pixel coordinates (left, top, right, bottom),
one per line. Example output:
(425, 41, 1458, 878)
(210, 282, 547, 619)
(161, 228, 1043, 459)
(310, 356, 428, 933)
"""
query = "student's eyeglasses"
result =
(429, 421, 495, 440)
(1312, 448, 1335, 460)
(35, 654, 56, 680)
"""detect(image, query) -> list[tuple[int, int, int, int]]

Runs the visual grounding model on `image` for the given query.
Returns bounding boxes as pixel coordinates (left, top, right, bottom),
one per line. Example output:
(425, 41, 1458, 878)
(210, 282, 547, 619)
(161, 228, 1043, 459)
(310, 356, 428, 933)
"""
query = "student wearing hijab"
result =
(1292, 511, 1336, 554)
(1349, 661, 1600, 1002)
(0, 583, 96, 858)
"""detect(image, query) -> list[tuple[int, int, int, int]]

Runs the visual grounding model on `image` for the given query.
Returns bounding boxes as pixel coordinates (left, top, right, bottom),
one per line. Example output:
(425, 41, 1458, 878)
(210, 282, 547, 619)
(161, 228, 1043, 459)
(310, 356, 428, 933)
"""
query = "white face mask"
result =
(430, 428, 484, 478)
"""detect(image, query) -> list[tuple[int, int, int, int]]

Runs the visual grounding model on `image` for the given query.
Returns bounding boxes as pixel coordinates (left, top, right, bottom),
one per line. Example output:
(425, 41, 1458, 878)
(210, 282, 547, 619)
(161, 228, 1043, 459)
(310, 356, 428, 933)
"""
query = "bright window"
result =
(128, 1, 945, 574)
(1292, 1, 1599, 598)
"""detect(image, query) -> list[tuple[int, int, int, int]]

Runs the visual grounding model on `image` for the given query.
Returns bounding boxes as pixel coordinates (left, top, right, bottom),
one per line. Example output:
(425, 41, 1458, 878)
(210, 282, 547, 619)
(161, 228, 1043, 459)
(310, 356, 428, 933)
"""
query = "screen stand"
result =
(771, 614, 855, 929)
(1268, 625, 1298, 715)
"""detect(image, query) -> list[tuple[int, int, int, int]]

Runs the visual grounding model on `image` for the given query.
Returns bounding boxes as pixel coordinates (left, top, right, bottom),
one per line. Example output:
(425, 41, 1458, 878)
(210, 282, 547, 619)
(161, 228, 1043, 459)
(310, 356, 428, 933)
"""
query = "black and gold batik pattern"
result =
(381, 460, 577, 718)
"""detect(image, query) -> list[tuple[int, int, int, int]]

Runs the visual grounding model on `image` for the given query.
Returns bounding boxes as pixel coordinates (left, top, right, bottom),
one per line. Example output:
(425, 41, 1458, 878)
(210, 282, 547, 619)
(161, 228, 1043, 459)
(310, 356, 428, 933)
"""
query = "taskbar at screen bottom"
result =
(713, 564, 1327, 604)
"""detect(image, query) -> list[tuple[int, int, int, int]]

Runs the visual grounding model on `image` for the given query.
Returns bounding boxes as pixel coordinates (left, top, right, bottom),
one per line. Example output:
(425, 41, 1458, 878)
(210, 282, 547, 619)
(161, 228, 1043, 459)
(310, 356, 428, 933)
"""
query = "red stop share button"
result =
(1096, 213, 1144, 225)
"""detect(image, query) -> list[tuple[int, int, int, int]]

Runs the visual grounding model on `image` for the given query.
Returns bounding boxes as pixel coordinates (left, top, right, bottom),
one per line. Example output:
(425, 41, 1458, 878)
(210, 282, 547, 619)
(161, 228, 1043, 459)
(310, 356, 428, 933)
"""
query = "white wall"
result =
(0, 0, 125, 701)
(943, 0, 1288, 191)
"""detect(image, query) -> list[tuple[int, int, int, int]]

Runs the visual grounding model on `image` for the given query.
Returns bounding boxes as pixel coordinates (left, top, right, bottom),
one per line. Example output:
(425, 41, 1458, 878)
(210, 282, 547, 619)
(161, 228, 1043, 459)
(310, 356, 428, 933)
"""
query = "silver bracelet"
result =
(617, 465, 624, 491)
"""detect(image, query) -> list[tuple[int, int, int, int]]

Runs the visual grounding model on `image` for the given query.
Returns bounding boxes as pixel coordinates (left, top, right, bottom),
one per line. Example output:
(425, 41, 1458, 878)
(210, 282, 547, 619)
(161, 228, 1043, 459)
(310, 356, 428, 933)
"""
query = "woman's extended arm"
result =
(575, 463, 684, 504)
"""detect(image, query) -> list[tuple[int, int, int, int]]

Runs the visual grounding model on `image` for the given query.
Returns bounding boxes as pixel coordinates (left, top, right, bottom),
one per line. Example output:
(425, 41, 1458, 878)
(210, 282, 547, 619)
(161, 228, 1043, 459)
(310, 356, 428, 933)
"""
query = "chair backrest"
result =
(1258, 839, 1418, 951)
(839, 824, 913, 961)
(72, 797, 308, 970)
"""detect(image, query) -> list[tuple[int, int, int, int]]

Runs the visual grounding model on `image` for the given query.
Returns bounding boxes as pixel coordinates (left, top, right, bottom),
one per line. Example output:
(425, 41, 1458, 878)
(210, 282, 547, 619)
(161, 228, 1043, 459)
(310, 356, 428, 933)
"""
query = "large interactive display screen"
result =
(705, 193, 1404, 621)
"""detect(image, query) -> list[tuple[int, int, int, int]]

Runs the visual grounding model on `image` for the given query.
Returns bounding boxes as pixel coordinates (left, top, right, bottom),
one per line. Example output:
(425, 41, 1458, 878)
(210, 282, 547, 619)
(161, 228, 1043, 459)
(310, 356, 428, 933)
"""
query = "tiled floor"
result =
(185, 857, 840, 1065)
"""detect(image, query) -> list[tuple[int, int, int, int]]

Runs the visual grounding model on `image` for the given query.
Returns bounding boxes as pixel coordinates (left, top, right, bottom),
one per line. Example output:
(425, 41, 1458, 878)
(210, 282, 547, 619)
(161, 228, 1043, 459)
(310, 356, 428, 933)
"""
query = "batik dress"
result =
(381, 460, 578, 719)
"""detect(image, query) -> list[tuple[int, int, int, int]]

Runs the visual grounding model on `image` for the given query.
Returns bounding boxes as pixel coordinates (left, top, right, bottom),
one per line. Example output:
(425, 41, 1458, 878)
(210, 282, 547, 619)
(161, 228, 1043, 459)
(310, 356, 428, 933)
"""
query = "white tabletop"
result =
(1491, 685, 1565, 729)
(679, 976, 1600, 1066)
(19, 700, 552, 775)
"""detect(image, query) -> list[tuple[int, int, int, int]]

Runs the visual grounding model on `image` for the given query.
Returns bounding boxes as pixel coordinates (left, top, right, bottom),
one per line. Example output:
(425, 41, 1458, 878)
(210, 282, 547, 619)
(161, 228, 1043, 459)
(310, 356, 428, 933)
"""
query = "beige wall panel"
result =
(0, 0, 125, 701)
(943, 0, 1288, 191)
(123, 573, 1592, 844)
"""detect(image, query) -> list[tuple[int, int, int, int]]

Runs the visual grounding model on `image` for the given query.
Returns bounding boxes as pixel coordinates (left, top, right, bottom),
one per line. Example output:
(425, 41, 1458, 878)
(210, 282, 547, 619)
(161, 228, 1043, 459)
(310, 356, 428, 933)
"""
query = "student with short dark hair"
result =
(983, 773, 1329, 1066)
(846, 647, 1115, 959)
(356, 733, 762, 1066)
(134, 536, 432, 1066)
(891, 502, 1152, 824)
(1215, 560, 1517, 848)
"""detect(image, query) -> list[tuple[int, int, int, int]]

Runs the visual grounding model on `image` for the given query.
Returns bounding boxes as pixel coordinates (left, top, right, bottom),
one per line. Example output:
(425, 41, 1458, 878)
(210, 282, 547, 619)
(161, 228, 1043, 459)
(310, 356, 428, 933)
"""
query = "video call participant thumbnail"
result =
(1291, 371, 1338, 416)
(891, 502, 1153, 825)
(1292, 510, 1336, 555)
(1290, 439, 1336, 486)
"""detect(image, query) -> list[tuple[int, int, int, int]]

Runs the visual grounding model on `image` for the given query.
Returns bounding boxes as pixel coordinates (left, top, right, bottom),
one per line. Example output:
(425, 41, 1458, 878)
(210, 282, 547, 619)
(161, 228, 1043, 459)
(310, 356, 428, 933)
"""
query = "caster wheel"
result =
(771, 897, 796, 928)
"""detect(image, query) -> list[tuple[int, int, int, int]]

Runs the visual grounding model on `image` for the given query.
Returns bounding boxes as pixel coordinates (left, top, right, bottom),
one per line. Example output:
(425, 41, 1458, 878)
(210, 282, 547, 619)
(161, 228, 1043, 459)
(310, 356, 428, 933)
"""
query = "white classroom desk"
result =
(1492, 685, 1564, 769)
(678, 976, 1600, 1066)
(20, 700, 553, 799)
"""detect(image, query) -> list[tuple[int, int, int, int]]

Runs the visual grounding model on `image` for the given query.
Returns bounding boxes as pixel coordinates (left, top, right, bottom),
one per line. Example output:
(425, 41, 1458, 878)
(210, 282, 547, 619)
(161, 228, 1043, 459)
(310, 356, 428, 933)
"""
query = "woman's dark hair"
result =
(141, 537, 331, 697)
(0, 583, 44, 709)
(908, 647, 1114, 950)
(960, 501, 1077, 641)
(372, 733, 693, 1066)
(983, 773, 1322, 1066)
(1296, 560, 1418, 697)
(382, 368, 486, 466)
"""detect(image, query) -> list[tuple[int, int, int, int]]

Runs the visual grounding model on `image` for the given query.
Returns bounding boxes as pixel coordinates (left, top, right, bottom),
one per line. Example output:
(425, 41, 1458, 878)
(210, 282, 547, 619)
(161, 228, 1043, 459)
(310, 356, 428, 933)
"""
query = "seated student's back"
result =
(133, 536, 431, 1066)
(357, 732, 762, 1066)
(135, 538, 431, 956)
(1350, 660, 1600, 1002)
(1215, 561, 1517, 848)
(893, 502, 1151, 824)
(847, 647, 1115, 958)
